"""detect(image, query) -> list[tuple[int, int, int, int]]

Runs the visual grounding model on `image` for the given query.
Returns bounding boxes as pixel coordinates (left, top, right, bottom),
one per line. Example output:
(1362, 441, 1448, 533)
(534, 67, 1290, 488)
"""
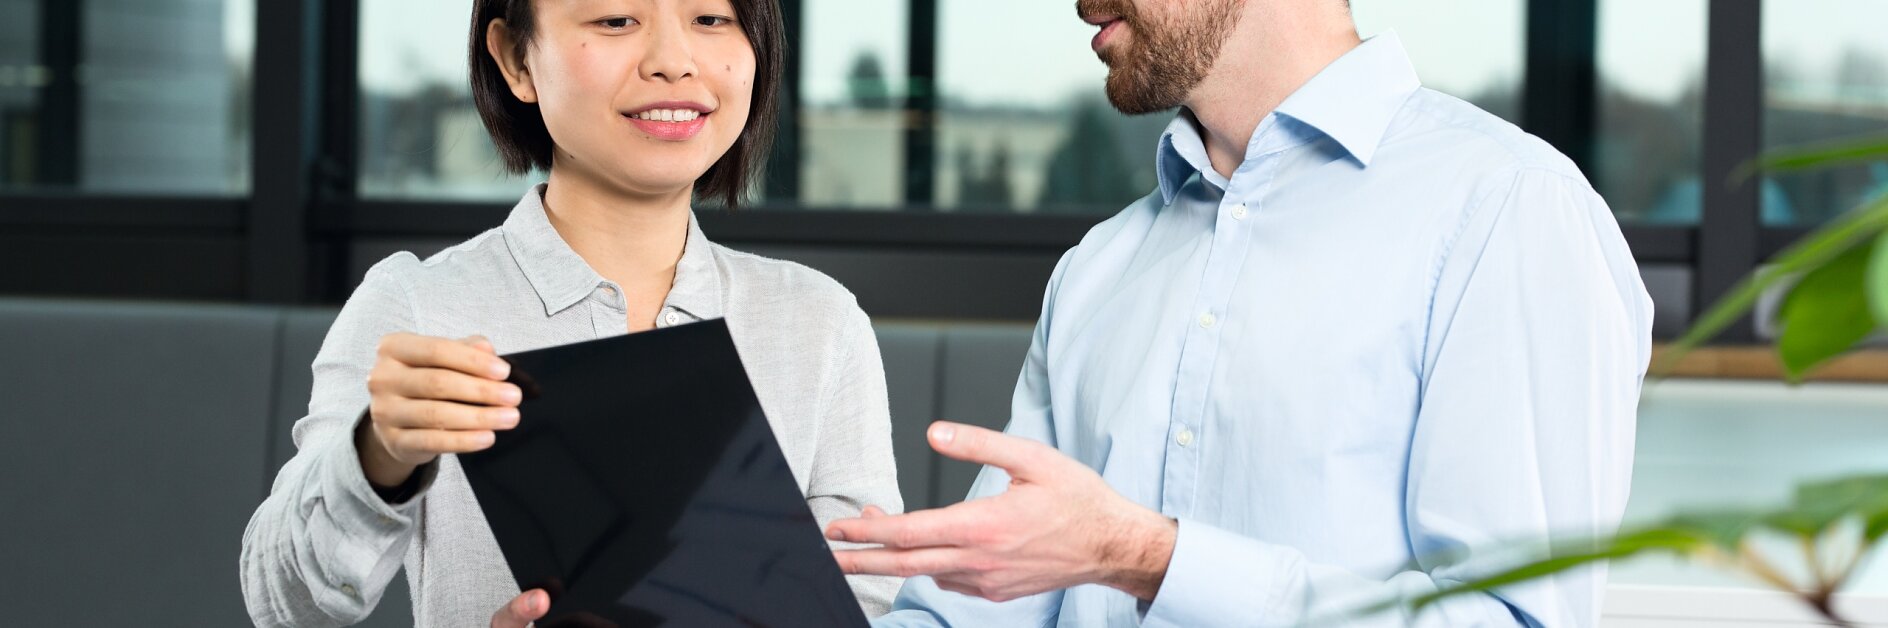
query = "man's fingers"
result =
(860, 505, 888, 518)
(826, 504, 977, 548)
(381, 333, 511, 380)
(832, 547, 969, 578)
(927, 421, 1054, 481)
(490, 589, 549, 628)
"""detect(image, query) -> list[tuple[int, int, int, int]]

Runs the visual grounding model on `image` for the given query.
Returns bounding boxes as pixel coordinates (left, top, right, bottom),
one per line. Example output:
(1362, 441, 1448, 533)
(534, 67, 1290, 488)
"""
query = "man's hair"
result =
(469, 0, 785, 208)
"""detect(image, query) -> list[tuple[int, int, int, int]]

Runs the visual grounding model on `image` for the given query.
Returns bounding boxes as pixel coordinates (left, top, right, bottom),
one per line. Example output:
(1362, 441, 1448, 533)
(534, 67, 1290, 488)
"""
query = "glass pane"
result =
(358, 0, 534, 200)
(1594, 0, 1706, 225)
(0, 0, 252, 195)
(795, 0, 907, 209)
(1350, 0, 1524, 123)
(932, 0, 1167, 214)
(1762, 0, 1888, 227)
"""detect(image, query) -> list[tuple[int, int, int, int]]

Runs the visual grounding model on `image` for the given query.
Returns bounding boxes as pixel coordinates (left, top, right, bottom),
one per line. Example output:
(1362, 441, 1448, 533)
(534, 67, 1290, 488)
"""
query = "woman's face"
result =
(496, 0, 756, 197)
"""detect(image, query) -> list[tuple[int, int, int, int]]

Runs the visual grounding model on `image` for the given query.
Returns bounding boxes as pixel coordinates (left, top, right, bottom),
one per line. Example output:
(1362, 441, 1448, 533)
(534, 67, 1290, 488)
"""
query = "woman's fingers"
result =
(380, 332, 511, 380)
(376, 397, 519, 431)
(490, 589, 550, 628)
(385, 426, 498, 458)
(385, 366, 522, 407)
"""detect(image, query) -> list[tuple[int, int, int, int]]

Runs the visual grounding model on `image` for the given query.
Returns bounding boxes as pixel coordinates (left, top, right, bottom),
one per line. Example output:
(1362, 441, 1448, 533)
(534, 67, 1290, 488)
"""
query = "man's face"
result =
(1077, 0, 1245, 114)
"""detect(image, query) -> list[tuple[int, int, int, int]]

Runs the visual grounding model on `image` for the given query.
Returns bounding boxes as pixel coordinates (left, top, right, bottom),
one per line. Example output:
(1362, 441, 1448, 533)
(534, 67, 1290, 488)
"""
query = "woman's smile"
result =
(622, 100, 714, 141)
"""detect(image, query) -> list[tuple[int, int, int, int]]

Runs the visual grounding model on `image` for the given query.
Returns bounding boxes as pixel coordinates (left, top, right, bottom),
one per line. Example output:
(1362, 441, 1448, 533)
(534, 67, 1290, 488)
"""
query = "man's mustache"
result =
(1076, 0, 1141, 29)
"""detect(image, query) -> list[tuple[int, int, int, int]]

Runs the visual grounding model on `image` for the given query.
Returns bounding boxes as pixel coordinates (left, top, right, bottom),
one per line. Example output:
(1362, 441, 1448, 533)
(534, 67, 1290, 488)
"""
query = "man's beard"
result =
(1079, 0, 1245, 114)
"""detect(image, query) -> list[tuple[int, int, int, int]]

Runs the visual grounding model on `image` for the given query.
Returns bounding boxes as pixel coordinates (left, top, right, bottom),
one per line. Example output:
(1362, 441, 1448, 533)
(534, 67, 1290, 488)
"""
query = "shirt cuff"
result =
(1141, 518, 1299, 627)
(305, 416, 437, 613)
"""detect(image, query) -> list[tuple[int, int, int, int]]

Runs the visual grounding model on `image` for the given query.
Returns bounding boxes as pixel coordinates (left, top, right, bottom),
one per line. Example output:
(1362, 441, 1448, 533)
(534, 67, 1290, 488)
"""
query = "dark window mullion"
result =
(763, 0, 803, 204)
(249, 0, 321, 303)
(1697, 0, 1764, 343)
(1521, 0, 1599, 176)
(35, 0, 83, 186)
(903, 0, 937, 209)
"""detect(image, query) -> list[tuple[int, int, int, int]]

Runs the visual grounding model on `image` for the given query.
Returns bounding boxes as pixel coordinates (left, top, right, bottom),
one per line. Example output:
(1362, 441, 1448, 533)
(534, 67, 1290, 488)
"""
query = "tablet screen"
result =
(460, 319, 871, 628)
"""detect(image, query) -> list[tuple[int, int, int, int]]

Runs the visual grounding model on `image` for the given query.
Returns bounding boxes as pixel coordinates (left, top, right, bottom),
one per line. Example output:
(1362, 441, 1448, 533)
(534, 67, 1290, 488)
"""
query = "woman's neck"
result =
(539, 166, 693, 290)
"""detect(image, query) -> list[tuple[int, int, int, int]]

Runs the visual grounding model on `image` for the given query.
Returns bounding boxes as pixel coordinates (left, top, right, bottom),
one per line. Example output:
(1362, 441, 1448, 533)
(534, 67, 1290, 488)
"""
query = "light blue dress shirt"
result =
(874, 32, 1653, 627)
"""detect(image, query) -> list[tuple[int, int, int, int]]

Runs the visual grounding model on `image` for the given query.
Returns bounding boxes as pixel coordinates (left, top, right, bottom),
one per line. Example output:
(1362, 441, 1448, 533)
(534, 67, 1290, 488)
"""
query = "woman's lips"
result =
(625, 113, 710, 141)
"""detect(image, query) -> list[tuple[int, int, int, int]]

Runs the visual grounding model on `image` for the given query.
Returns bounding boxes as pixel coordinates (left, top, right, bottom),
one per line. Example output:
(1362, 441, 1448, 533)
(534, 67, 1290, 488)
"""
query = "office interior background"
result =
(1, 0, 1887, 625)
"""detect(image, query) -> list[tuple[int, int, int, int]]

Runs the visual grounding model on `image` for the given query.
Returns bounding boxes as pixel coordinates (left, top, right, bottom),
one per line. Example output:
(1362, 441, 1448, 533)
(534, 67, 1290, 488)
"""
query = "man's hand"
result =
(490, 589, 548, 628)
(826, 422, 1178, 602)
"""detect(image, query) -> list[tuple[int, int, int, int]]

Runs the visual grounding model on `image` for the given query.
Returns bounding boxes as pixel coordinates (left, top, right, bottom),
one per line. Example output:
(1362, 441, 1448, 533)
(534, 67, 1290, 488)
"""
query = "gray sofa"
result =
(0, 298, 1032, 626)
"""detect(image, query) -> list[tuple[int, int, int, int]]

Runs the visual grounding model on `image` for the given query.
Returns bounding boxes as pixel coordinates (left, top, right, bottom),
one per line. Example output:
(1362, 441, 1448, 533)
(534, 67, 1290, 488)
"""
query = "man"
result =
(823, 0, 1653, 626)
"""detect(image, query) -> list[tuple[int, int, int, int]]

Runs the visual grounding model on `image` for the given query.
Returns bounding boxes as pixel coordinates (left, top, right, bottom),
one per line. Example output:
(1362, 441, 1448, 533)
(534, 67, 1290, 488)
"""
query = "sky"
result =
(329, 0, 1888, 109)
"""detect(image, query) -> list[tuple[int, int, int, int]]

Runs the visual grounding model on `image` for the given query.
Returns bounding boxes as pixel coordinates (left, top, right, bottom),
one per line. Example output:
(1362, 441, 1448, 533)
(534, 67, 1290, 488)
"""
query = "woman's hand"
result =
(357, 333, 522, 488)
(490, 589, 549, 628)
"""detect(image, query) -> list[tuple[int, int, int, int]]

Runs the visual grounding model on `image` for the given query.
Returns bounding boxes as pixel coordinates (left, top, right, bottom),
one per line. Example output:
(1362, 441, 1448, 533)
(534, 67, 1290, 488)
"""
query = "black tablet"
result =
(459, 319, 871, 628)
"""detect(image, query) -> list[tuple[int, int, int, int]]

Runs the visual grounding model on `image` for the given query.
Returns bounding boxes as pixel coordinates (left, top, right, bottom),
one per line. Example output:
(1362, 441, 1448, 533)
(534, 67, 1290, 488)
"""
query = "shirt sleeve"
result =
(874, 252, 1076, 628)
(240, 253, 440, 627)
(1142, 168, 1653, 627)
(806, 300, 909, 617)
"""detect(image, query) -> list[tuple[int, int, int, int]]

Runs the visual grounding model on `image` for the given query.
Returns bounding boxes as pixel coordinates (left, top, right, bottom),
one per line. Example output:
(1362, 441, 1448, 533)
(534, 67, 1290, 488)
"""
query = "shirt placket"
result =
(588, 281, 626, 338)
(1160, 123, 1297, 518)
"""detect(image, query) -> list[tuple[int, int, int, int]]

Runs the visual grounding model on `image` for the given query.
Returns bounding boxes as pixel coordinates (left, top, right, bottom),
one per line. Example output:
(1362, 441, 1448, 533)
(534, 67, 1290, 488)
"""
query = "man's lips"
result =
(1089, 18, 1125, 53)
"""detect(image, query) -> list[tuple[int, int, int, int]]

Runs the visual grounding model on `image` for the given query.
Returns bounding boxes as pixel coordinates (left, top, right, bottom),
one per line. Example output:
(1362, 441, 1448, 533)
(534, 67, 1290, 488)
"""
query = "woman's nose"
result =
(639, 20, 698, 83)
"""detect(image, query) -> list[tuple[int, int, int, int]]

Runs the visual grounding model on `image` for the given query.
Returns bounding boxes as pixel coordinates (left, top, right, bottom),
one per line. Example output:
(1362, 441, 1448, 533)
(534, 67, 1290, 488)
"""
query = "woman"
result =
(239, 0, 903, 624)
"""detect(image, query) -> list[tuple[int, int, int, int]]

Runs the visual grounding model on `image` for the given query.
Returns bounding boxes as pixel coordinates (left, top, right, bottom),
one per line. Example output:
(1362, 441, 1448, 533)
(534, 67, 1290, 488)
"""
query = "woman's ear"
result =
(486, 19, 538, 104)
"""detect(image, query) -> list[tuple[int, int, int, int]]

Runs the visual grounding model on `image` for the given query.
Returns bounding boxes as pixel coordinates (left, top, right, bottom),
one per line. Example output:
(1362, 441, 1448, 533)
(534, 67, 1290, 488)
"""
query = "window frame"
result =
(0, 0, 1785, 339)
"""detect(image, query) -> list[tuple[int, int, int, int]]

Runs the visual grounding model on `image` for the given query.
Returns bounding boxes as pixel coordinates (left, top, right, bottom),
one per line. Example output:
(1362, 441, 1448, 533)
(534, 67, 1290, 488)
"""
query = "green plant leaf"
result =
(1771, 474, 1888, 539)
(1396, 478, 1888, 622)
(1735, 135, 1888, 183)
(1659, 194, 1888, 377)
(1664, 509, 1770, 552)
(1870, 231, 1888, 325)
(1776, 240, 1879, 382)
(1410, 527, 1705, 611)
(1869, 508, 1888, 543)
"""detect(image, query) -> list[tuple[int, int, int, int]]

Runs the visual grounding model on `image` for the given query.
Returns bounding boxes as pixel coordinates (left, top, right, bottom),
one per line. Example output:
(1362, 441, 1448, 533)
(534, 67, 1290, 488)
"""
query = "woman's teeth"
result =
(631, 109, 701, 122)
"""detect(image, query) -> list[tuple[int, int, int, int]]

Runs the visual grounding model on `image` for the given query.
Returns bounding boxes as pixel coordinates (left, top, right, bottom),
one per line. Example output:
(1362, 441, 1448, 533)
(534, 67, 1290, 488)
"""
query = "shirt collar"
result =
(1155, 31, 1421, 204)
(665, 212, 724, 321)
(502, 184, 724, 320)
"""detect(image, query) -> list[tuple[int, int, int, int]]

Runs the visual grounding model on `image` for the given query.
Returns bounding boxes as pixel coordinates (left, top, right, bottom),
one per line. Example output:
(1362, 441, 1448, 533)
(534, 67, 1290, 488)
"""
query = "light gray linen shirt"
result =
(241, 185, 904, 626)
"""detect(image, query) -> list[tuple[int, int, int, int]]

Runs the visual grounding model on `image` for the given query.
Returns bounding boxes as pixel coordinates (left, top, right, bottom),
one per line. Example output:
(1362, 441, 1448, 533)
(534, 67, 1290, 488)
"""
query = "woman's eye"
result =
(694, 15, 734, 27)
(599, 17, 634, 29)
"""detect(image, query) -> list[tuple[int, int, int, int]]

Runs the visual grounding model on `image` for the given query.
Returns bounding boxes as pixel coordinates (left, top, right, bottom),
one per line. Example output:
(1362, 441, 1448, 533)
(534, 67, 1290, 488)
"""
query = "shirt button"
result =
(1176, 429, 1195, 447)
(340, 583, 358, 598)
(1198, 313, 1217, 329)
(600, 285, 618, 297)
(663, 312, 681, 326)
(1231, 204, 1248, 220)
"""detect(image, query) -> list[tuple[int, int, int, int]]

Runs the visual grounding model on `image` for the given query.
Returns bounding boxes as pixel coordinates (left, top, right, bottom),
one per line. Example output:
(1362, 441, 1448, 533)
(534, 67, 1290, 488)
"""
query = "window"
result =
(1594, 0, 1707, 225)
(794, 0, 908, 209)
(0, 0, 253, 195)
(930, 0, 1166, 214)
(1762, 0, 1888, 227)
(357, 0, 533, 201)
(1350, 0, 1524, 124)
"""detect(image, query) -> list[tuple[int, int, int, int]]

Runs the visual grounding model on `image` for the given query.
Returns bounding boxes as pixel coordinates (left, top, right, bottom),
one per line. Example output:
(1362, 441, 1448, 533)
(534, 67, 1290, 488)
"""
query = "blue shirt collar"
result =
(1157, 31, 1422, 204)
